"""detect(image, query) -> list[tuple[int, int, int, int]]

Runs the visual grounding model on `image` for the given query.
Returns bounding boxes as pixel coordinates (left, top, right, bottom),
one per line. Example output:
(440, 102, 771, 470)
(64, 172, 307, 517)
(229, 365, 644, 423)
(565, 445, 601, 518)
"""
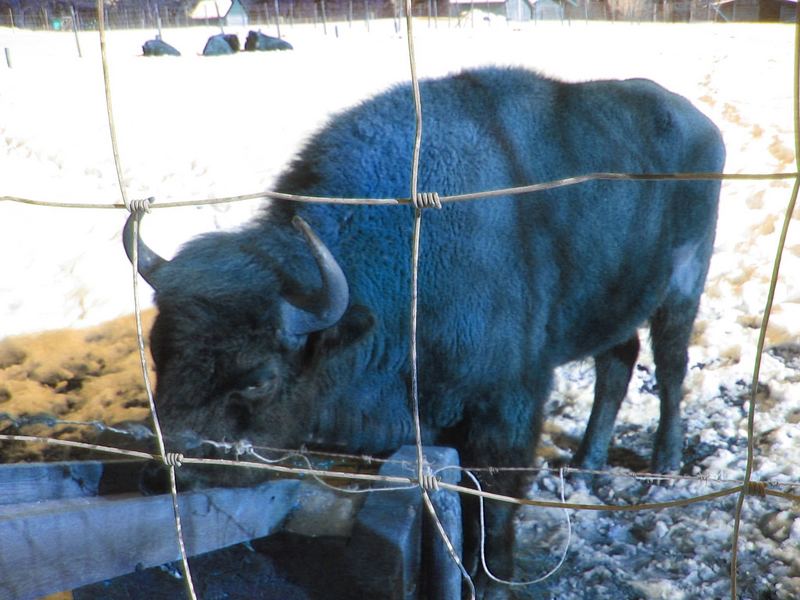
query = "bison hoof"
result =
(651, 446, 682, 473)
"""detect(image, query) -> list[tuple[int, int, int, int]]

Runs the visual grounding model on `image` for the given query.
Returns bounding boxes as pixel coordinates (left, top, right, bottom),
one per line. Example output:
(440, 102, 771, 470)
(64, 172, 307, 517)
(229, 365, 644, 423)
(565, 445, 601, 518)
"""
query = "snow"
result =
(1, 17, 799, 599)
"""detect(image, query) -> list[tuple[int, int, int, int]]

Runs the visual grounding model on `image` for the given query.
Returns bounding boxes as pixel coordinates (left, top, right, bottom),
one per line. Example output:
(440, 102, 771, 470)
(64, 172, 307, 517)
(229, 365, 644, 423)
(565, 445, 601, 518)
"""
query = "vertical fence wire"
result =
(404, 0, 426, 483)
(728, 9, 800, 600)
(401, 5, 490, 597)
(95, 3, 197, 597)
(96, 0, 129, 211)
(130, 213, 198, 600)
(402, 3, 477, 597)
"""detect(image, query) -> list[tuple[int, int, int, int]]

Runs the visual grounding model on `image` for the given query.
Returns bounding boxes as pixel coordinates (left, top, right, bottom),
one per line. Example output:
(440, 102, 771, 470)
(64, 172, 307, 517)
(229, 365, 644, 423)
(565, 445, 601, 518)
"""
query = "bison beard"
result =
(124, 67, 725, 598)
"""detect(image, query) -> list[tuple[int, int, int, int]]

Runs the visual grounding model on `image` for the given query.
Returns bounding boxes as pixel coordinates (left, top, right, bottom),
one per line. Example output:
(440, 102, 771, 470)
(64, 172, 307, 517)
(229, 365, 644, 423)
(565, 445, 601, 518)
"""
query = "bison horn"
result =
(123, 211, 167, 287)
(280, 216, 349, 336)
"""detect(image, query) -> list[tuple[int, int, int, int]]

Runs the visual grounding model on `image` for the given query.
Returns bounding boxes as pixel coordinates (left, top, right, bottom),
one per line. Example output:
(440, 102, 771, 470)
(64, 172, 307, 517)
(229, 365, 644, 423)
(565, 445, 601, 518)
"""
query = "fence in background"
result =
(1, 0, 795, 31)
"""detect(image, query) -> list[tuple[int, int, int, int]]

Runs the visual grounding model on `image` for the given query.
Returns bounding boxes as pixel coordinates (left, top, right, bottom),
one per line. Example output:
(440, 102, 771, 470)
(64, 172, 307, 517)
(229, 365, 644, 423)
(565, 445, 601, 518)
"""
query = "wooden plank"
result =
(0, 460, 145, 506)
(0, 446, 463, 599)
(0, 480, 300, 600)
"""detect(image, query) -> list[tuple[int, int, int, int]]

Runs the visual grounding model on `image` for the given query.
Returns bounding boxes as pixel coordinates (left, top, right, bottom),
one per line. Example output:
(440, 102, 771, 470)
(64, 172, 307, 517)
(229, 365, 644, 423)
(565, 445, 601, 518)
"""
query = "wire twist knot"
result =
(419, 466, 440, 492)
(233, 439, 254, 458)
(163, 452, 184, 467)
(412, 192, 442, 210)
(745, 481, 767, 497)
(129, 196, 155, 215)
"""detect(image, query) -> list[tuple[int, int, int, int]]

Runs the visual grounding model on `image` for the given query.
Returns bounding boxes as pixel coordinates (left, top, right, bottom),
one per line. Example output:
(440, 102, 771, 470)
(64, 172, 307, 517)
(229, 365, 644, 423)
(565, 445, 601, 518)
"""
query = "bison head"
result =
(122, 211, 407, 458)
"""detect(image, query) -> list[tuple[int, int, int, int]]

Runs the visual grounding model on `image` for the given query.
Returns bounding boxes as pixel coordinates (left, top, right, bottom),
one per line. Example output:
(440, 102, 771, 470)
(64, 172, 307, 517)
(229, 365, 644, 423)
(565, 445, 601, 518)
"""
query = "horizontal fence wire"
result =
(728, 10, 800, 598)
(2, 431, 799, 510)
(2, 171, 799, 211)
(1, 10, 799, 600)
(6, 415, 800, 491)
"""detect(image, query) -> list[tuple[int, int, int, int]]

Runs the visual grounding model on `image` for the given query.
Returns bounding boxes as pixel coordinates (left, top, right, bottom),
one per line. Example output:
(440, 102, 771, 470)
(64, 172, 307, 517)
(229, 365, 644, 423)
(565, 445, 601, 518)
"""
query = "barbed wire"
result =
(4, 431, 798, 511)
(6, 414, 800, 492)
(2, 9, 799, 600)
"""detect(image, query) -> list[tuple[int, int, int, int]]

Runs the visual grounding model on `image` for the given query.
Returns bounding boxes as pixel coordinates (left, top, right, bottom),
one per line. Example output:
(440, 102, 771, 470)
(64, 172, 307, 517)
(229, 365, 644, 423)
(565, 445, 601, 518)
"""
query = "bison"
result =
(244, 30, 294, 52)
(142, 37, 181, 57)
(124, 67, 724, 596)
(202, 33, 240, 56)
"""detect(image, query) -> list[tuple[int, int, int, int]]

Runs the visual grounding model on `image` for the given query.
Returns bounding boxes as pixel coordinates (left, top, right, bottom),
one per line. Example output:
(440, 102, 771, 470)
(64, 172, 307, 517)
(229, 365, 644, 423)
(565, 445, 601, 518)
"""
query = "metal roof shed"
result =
(190, 0, 249, 27)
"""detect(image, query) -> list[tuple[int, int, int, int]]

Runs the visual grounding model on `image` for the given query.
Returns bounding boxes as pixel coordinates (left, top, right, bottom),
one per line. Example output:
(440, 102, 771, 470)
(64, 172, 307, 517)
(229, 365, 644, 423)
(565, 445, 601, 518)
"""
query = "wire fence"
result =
(1, 2, 799, 600)
(1, 0, 792, 33)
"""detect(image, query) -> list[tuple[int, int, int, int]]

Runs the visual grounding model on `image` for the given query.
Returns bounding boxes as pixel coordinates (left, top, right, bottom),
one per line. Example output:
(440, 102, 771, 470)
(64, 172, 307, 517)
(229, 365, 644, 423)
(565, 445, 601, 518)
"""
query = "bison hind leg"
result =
(649, 295, 702, 473)
(573, 334, 640, 471)
(648, 237, 715, 472)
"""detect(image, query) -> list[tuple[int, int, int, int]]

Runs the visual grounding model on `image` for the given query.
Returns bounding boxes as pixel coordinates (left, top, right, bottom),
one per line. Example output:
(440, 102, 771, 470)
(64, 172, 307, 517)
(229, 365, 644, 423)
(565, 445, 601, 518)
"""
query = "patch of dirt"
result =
(769, 135, 795, 168)
(0, 311, 156, 462)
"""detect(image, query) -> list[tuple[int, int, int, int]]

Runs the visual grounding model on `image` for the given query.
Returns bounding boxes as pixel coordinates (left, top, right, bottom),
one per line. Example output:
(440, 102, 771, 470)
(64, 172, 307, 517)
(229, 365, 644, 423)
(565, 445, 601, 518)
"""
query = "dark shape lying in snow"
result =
(142, 38, 181, 57)
(202, 33, 240, 56)
(245, 30, 294, 52)
(123, 66, 725, 596)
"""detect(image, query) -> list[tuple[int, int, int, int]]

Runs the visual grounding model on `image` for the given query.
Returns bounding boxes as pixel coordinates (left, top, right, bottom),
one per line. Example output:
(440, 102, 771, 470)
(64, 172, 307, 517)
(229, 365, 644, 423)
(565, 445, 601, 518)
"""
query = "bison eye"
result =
(243, 380, 275, 394)
(217, 362, 281, 402)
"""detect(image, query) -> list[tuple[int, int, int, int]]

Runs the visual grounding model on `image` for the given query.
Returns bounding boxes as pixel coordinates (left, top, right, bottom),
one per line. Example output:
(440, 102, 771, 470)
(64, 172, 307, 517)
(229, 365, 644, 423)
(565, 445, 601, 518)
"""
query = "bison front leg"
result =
(464, 470, 529, 600)
(459, 377, 550, 599)
(573, 335, 640, 471)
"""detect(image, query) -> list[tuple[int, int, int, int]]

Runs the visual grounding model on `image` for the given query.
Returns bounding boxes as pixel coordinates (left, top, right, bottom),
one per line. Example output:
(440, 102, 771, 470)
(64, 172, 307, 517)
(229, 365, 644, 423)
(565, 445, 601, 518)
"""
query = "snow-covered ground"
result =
(2, 18, 800, 599)
(2, 20, 797, 340)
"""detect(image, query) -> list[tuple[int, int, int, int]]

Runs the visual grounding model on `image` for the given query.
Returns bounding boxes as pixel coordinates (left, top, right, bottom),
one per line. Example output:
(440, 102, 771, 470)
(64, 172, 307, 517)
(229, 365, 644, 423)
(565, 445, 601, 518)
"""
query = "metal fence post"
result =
(70, 5, 82, 58)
